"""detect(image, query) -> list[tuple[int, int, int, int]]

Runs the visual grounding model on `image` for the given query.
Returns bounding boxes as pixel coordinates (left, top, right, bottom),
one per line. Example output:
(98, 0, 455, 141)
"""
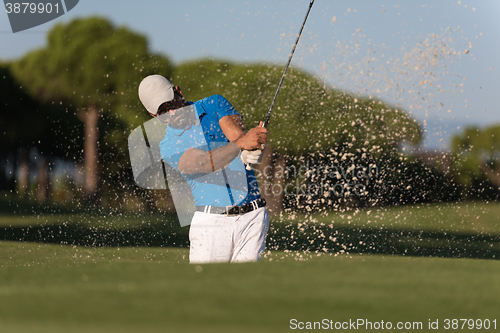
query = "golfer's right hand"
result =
(235, 122, 267, 150)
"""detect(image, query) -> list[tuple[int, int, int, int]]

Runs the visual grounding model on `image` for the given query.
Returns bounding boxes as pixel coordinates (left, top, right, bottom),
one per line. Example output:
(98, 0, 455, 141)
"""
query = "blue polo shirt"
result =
(159, 95, 261, 207)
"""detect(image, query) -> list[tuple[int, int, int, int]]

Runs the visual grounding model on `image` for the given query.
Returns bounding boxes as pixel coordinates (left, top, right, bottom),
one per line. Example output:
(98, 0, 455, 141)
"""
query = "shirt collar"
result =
(166, 102, 202, 136)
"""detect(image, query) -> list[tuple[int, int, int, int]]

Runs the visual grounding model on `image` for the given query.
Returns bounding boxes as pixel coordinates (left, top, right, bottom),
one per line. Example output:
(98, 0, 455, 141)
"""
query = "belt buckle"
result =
(225, 205, 236, 216)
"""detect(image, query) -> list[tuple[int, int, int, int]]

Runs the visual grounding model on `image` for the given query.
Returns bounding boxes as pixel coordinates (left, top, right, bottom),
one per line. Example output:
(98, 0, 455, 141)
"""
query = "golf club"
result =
(245, 0, 315, 170)
(263, 0, 315, 129)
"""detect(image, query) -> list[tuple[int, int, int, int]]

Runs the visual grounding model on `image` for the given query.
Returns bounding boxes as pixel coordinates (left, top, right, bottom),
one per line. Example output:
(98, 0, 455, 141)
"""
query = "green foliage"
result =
(451, 125, 500, 159)
(280, 148, 460, 212)
(0, 63, 46, 145)
(9, 17, 174, 171)
(450, 125, 500, 200)
(174, 59, 422, 156)
(173, 59, 434, 208)
(371, 152, 460, 206)
(7, 19, 426, 207)
(11, 16, 172, 131)
(9, 17, 174, 200)
(0, 63, 83, 161)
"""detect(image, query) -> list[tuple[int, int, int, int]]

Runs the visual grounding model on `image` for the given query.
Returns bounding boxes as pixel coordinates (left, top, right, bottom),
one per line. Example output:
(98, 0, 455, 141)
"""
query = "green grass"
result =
(1, 241, 499, 333)
(268, 201, 500, 259)
(308, 201, 500, 235)
(2, 197, 500, 258)
(1, 197, 500, 332)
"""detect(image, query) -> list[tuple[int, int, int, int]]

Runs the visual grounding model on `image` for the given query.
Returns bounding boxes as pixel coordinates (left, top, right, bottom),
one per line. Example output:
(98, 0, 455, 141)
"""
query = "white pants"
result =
(189, 207, 269, 263)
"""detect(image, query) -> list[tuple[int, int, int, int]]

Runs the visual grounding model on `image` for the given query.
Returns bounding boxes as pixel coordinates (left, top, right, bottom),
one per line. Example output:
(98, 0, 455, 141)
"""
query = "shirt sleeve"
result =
(205, 95, 240, 120)
(160, 133, 191, 171)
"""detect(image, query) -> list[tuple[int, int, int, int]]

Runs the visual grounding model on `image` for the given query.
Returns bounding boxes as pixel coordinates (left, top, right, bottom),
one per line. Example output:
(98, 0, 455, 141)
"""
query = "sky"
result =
(1, 0, 499, 150)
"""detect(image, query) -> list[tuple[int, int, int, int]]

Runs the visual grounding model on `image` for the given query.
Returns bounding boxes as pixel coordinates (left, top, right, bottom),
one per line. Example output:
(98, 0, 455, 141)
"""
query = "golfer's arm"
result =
(177, 143, 241, 174)
(219, 115, 245, 142)
(177, 115, 246, 174)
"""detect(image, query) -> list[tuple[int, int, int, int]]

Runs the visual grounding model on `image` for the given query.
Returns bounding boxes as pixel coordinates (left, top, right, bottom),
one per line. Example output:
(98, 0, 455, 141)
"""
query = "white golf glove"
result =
(240, 149, 262, 165)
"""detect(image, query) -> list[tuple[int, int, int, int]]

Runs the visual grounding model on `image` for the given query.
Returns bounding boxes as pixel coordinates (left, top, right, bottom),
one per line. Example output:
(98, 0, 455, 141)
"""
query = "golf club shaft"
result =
(263, 0, 314, 129)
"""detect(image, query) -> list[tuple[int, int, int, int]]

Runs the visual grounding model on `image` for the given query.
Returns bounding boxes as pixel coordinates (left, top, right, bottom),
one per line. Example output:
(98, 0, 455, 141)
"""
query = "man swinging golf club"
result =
(137, 0, 314, 263)
(138, 74, 269, 263)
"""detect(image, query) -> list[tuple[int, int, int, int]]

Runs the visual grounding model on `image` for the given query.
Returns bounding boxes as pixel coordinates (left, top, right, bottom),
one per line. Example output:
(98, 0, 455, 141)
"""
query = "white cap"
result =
(138, 75, 175, 115)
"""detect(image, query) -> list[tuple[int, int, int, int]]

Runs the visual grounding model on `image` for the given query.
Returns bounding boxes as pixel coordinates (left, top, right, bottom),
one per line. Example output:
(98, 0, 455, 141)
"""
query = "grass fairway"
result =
(1, 198, 500, 332)
(1, 242, 500, 333)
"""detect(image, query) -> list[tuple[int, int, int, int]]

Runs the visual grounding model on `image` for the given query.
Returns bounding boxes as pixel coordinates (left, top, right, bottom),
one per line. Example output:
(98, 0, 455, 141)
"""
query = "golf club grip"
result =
(263, 0, 314, 129)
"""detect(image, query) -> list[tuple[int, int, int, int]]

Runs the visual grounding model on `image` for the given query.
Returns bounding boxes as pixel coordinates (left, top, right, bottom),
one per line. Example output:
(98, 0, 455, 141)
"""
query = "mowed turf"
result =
(1, 242, 500, 333)
(1, 200, 500, 332)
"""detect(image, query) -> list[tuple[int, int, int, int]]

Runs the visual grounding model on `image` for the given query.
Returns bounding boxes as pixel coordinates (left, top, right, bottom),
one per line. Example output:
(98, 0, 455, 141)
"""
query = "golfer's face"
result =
(157, 104, 196, 129)
(165, 108, 191, 129)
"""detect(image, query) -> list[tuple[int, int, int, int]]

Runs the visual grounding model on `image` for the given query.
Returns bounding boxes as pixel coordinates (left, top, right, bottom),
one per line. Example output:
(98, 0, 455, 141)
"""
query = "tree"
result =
(11, 17, 172, 203)
(0, 63, 42, 194)
(1, 63, 81, 200)
(173, 59, 423, 213)
(451, 125, 500, 199)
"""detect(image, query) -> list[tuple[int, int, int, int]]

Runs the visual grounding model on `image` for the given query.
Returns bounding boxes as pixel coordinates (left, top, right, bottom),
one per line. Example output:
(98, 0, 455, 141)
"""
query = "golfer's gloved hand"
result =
(240, 149, 262, 165)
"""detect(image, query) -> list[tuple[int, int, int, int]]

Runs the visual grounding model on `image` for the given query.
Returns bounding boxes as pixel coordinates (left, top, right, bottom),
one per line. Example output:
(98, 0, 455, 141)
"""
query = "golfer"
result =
(138, 74, 269, 263)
